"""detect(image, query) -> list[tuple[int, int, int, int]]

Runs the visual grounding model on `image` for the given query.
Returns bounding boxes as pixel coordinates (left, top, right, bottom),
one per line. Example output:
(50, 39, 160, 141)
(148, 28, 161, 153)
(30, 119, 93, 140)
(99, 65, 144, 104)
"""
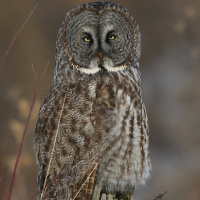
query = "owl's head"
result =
(55, 2, 141, 77)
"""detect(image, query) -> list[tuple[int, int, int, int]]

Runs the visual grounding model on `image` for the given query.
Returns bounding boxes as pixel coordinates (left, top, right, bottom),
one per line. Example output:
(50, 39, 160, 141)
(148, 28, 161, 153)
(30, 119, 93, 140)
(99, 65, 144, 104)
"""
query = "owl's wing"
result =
(34, 83, 115, 199)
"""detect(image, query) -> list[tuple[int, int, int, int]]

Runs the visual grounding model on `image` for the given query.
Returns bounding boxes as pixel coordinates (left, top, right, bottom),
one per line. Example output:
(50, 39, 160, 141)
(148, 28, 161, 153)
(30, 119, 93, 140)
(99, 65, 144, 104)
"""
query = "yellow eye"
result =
(108, 35, 116, 40)
(83, 37, 91, 42)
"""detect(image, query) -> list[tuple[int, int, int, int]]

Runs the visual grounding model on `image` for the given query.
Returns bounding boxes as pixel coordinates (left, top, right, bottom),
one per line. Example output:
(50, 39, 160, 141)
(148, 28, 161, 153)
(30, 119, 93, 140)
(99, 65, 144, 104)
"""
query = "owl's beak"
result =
(98, 52, 103, 61)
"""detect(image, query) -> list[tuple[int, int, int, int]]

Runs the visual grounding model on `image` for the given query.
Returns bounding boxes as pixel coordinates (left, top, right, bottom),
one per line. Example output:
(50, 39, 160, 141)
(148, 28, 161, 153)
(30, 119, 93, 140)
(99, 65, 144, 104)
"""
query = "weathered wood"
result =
(92, 185, 134, 200)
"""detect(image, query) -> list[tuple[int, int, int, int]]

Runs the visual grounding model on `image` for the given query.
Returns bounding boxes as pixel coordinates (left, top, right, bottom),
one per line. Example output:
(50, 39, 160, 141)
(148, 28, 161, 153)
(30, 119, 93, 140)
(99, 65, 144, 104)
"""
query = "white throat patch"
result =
(73, 57, 128, 74)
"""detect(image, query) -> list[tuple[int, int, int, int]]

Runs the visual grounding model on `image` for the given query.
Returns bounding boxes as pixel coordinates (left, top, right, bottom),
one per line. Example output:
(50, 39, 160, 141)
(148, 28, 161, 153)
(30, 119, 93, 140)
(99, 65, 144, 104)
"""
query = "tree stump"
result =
(92, 185, 134, 200)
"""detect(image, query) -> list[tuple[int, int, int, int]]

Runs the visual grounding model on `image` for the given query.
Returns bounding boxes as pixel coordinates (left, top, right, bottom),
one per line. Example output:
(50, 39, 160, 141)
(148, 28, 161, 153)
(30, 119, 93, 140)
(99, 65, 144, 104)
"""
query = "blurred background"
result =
(0, 0, 200, 199)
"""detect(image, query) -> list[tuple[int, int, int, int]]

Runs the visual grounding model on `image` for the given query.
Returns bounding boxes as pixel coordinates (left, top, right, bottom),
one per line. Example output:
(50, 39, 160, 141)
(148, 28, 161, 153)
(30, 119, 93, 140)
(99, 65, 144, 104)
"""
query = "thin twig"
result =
(154, 191, 168, 200)
(40, 93, 67, 200)
(6, 61, 49, 200)
(0, 1, 40, 72)
(72, 163, 99, 200)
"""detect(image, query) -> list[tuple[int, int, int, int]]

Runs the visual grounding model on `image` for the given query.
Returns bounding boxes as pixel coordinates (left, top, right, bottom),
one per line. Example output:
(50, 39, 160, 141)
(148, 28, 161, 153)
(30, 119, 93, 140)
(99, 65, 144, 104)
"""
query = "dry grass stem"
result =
(73, 163, 99, 200)
(40, 93, 67, 200)
(32, 63, 38, 82)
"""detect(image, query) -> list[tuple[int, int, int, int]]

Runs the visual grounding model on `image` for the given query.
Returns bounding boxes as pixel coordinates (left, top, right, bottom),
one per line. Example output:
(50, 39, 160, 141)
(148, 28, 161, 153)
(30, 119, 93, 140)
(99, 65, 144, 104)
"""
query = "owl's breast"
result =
(93, 87, 151, 193)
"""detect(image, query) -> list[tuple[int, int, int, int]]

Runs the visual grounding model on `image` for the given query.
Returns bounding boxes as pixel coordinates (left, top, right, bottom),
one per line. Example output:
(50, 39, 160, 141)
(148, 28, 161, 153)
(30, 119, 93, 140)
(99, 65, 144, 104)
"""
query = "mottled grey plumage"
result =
(34, 2, 151, 200)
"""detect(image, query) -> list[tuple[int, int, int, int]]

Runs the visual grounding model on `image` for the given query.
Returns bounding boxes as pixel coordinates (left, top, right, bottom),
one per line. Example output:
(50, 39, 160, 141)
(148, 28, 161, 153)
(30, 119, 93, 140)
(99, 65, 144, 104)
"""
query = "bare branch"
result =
(0, 1, 39, 72)
(6, 61, 49, 200)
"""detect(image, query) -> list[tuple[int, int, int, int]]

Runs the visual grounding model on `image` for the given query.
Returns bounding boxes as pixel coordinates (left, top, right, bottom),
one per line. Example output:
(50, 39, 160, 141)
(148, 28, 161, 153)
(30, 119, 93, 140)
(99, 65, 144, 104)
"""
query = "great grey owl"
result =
(34, 2, 151, 200)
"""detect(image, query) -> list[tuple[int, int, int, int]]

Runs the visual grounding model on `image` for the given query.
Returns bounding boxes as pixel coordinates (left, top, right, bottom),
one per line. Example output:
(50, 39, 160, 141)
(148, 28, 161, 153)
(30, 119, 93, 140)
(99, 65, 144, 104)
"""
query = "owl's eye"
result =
(83, 36, 91, 42)
(108, 35, 116, 40)
(106, 32, 117, 42)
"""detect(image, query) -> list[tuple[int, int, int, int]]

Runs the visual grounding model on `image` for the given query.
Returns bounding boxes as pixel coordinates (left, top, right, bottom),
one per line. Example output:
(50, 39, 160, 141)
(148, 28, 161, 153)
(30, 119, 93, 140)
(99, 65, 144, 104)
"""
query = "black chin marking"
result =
(99, 64, 105, 70)
(99, 64, 109, 75)
(99, 64, 107, 72)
